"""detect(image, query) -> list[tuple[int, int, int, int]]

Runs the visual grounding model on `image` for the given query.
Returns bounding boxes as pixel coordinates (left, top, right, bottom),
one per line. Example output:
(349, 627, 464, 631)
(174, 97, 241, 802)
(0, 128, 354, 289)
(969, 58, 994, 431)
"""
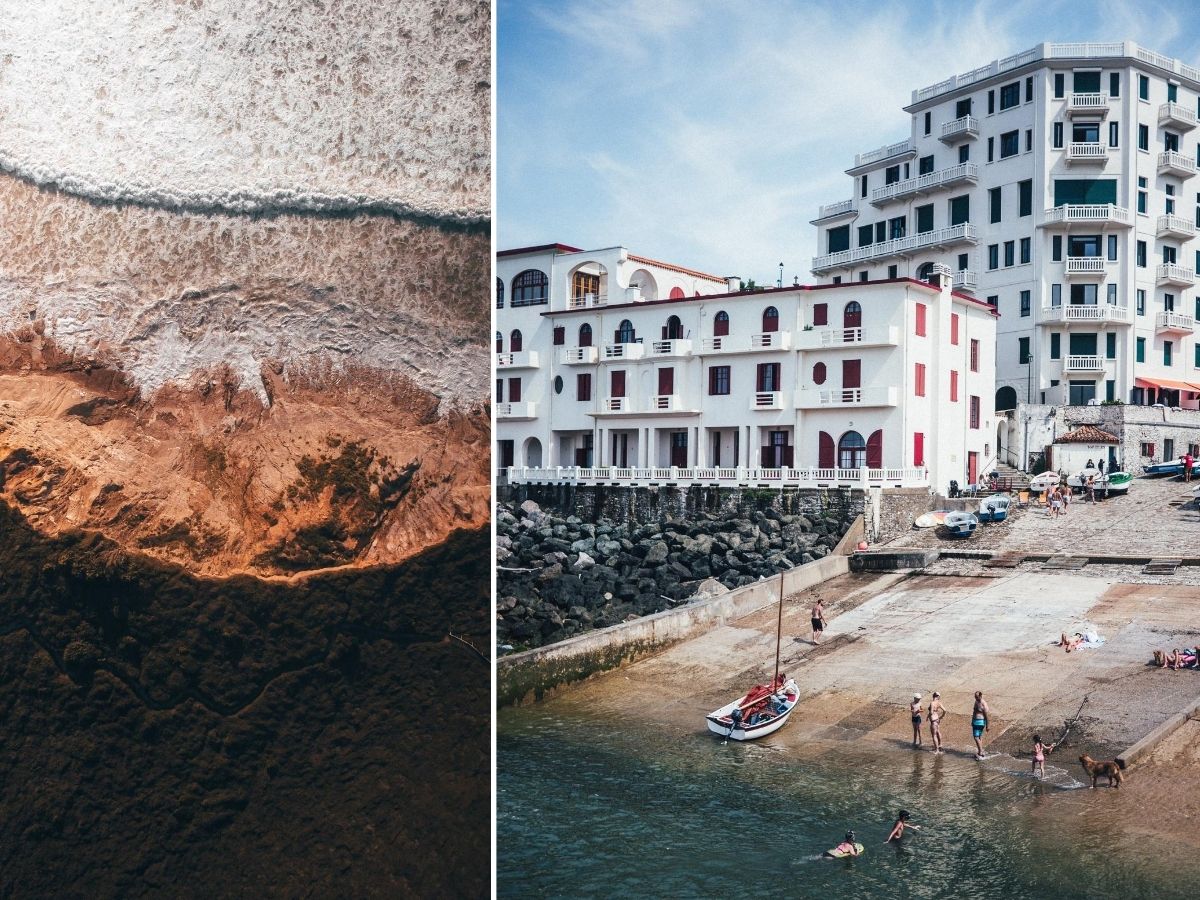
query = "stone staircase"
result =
(989, 461, 1030, 493)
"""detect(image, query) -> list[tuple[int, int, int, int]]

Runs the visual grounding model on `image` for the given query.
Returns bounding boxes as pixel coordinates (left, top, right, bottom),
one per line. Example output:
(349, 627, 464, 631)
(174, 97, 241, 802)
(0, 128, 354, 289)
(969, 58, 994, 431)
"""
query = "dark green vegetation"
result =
(0, 503, 488, 898)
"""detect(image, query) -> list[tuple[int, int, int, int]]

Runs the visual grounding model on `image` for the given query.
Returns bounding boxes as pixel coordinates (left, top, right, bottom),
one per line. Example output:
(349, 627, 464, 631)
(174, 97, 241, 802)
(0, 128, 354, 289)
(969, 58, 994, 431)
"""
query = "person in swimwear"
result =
(811, 598, 826, 645)
(1032, 733, 1056, 780)
(972, 691, 990, 759)
(1060, 632, 1084, 653)
(825, 830, 860, 858)
(885, 810, 921, 843)
(928, 691, 945, 754)
(909, 693, 923, 748)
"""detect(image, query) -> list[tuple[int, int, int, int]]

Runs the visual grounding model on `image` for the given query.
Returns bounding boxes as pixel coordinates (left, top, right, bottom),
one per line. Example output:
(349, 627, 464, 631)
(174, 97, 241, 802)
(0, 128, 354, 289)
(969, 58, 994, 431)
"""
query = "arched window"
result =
(844, 301, 862, 329)
(917, 262, 936, 284)
(579, 323, 593, 347)
(663, 315, 683, 340)
(616, 319, 635, 344)
(510, 329, 523, 352)
(714, 310, 730, 336)
(669, 286, 686, 299)
(838, 431, 867, 469)
(762, 306, 779, 332)
(511, 269, 548, 306)
(495, 331, 503, 353)
(812, 362, 827, 385)
(496, 277, 505, 309)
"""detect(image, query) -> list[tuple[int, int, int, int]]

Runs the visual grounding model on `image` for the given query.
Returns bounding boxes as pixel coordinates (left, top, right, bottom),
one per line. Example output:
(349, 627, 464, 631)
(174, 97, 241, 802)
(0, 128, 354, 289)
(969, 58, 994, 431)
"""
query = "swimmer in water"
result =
(885, 810, 921, 843)
(824, 830, 860, 857)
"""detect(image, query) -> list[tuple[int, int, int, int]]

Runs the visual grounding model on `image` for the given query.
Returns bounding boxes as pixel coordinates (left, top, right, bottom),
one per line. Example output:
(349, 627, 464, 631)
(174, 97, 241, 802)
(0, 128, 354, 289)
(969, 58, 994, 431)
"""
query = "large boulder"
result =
(643, 540, 670, 564)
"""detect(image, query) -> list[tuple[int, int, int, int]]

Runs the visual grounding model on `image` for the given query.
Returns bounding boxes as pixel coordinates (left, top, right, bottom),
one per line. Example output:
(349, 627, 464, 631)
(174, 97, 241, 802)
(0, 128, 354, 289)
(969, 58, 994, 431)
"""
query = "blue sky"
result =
(497, 0, 1200, 284)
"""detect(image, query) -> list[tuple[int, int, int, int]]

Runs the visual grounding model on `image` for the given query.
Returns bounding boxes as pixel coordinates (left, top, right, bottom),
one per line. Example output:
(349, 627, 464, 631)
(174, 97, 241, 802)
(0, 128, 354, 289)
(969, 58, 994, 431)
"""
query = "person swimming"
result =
(824, 830, 861, 858)
(885, 810, 921, 843)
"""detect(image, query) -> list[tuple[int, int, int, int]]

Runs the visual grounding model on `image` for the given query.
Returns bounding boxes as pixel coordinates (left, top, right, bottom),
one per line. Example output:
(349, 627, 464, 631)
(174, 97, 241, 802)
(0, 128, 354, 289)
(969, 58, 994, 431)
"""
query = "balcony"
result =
(850, 139, 914, 171)
(496, 350, 539, 370)
(648, 339, 692, 358)
(938, 115, 980, 143)
(567, 293, 608, 310)
(794, 325, 900, 350)
(1160, 102, 1198, 132)
(561, 345, 598, 365)
(1066, 93, 1108, 117)
(602, 341, 645, 361)
(811, 223, 978, 273)
(1157, 263, 1195, 287)
(1156, 311, 1196, 333)
(1065, 142, 1109, 164)
(870, 163, 978, 206)
(1039, 304, 1132, 325)
(1158, 150, 1196, 177)
(750, 391, 784, 411)
(952, 270, 978, 292)
(812, 198, 857, 223)
(508, 465, 929, 490)
(1064, 256, 1106, 278)
(601, 397, 627, 412)
(648, 394, 684, 412)
(700, 332, 792, 354)
(1063, 355, 1105, 372)
(496, 401, 537, 420)
(1157, 214, 1196, 240)
(1041, 204, 1131, 229)
(795, 386, 898, 408)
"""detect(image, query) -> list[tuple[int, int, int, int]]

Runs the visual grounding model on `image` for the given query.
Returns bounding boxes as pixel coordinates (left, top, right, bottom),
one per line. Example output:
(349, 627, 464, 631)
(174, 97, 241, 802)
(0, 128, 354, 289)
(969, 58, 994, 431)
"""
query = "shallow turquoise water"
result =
(498, 704, 1200, 899)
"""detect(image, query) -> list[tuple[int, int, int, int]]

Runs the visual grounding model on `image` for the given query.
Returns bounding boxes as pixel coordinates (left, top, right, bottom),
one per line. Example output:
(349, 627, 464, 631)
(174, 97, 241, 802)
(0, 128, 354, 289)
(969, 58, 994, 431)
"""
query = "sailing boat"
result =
(704, 571, 799, 741)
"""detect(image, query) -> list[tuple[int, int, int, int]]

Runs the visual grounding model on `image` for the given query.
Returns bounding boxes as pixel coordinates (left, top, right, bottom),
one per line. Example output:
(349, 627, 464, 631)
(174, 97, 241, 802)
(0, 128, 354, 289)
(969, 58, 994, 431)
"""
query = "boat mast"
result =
(773, 568, 784, 686)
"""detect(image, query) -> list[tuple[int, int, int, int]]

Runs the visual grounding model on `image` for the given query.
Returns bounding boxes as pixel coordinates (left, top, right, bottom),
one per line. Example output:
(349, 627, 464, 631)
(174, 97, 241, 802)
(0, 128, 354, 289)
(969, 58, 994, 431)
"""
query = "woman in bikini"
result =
(909, 694, 923, 748)
(928, 691, 944, 754)
(1032, 734, 1056, 779)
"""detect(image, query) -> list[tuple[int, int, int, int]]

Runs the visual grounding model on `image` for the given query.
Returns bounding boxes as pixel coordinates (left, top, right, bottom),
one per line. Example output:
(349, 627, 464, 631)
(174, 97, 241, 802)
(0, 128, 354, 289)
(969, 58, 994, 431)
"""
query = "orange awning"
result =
(1135, 376, 1200, 392)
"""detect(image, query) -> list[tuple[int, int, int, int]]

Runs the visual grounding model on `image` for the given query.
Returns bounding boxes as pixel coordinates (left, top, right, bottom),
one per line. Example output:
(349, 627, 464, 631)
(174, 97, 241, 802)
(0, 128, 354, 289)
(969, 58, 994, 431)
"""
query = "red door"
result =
(968, 451, 979, 485)
(658, 367, 675, 396)
(843, 302, 862, 329)
(508, 377, 521, 402)
(670, 432, 688, 467)
(842, 359, 861, 401)
(611, 370, 626, 397)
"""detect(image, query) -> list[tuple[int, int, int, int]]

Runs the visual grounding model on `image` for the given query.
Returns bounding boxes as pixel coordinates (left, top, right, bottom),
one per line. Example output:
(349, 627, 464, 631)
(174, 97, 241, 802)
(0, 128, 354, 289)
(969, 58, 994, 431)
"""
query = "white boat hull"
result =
(706, 692, 798, 741)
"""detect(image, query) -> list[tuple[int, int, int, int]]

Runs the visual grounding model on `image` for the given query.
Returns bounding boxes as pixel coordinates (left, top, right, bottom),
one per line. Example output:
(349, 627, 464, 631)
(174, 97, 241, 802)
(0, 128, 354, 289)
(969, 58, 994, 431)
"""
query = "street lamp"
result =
(1022, 350, 1034, 472)
(778, 262, 784, 288)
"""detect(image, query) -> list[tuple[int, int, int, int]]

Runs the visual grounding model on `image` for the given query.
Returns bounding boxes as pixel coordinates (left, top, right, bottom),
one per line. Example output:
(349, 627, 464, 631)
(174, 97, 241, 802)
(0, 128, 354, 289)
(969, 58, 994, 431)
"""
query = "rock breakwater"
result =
(497, 497, 855, 650)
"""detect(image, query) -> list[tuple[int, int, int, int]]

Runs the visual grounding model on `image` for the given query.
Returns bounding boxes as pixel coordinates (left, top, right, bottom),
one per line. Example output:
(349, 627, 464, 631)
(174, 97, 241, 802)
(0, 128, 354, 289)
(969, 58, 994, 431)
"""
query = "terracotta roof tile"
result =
(1055, 424, 1119, 444)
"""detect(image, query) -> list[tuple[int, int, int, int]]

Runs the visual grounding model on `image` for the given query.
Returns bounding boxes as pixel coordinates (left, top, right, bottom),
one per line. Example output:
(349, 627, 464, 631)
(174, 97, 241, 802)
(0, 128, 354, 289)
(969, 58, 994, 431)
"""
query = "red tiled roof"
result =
(1055, 425, 1119, 444)
(496, 243, 583, 258)
(626, 253, 726, 283)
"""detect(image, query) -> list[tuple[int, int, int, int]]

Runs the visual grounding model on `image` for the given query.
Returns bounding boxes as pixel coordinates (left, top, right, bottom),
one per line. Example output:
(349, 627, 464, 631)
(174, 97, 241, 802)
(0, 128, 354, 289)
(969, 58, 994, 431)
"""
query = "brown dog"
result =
(1079, 754, 1125, 789)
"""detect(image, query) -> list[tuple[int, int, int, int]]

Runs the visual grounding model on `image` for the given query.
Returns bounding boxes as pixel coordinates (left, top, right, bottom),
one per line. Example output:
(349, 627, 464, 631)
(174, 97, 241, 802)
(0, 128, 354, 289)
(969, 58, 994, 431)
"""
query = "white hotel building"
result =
(496, 243, 996, 493)
(811, 41, 1200, 413)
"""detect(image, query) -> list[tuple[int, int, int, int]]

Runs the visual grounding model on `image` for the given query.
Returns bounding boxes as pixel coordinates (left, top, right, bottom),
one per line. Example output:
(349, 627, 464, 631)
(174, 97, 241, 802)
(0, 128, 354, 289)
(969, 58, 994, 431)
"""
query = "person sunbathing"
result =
(1059, 632, 1084, 653)
(1154, 648, 1198, 669)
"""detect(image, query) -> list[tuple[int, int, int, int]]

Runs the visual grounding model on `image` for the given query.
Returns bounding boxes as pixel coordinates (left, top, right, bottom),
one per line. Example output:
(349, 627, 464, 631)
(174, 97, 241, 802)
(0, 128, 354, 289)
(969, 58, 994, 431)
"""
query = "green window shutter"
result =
(1069, 333, 1097, 356)
(1106, 332, 1116, 359)
(1050, 333, 1061, 359)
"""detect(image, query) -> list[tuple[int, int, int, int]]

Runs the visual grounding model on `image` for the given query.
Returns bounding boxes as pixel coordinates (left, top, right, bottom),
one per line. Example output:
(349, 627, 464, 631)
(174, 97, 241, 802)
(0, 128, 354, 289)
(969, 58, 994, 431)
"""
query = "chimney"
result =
(725, 276, 742, 292)
(930, 262, 952, 291)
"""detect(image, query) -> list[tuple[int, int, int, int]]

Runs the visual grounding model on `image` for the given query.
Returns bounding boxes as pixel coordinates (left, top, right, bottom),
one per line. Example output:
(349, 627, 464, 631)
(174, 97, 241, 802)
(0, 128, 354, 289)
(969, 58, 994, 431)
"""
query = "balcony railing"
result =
(795, 386, 898, 408)
(812, 223, 978, 272)
(561, 345, 598, 365)
(1066, 142, 1109, 163)
(602, 397, 627, 412)
(496, 350, 539, 369)
(750, 331, 791, 350)
(649, 394, 684, 412)
(602, 342, 645, 360)
(1063, 355, 1105, 372)
(852, 139, 913, 169)
(1158, 151, 1196, 176)
(952, 270, 978, 291)
(1064, 256, 1106, 277)
(567, 293, 608, 309)
(1040, 304, 1131, 324)
(750, 391, 784, 410)
(938, 115, 980, 143)
(794, 325, 900, 350)
(1160, 102, 1198, 131)
(870, 162, 978, 205)
(508, 465, 930, 489)
(1067, 93, 1108, 116)
(1157, 215, 1196, 239)
(648, 339, 692, 357)
(1042, 204, 1131, 227)
(496, 401, 537, 420)
(814, 198, 856, 220)
(1156, 311, 1196, 333)
(1158, 262, 1196, 286)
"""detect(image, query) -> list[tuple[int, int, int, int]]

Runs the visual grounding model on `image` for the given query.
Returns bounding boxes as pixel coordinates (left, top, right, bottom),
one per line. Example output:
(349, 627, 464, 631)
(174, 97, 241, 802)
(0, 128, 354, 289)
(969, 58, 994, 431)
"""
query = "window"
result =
(988, 89, 995, 115)
(986, 295, 998, 308)
(970, 338, 979, 372)
(1195, 344, 1200, 368)
(951, 313, 960, 345)
(553, 326, 565, 346)
(1137, 289, 1146, 315)
(889, 216, 906, 239)
(812, 362, 827, 385)
(1070, 283, 1098, 305)
(1000, 130, 1019, 158)
(508, 377, 522, 402)
(1107, 332, 1117, 359)
(1069, 381, 1097, 405)
(989, 187, 1002, 223)
(956, 98, 972, 117)
(1004, 241, 1015, 267)
(1051, 284, 1062, 306)
(1000, 81, 1020, 110)
(828, 225, 850, 253)
(987, 136, 994, 162)
(957, 253, 968, 270)
(1165, 341, 1174, 366)
(1072, 121, 1099, 144)
(713, 311, 730, 336)
(1107, 234, 1118, 261)
(1025, 129, 1033, 152)
(511, 269, 549, 306)
(1018, 336, 1030, 362)
(1019, 180, 1032, 216)
(1020, 237, 1031, 264)
(1068, 333, 1097, 356)
(510, 329, 523, 352)
(1053, 122, 1063, 149)
(1166, 131, 1180, 152)
(1054, 73, 1065, 99)
(915, 303, 927, 336)
(914, 362, 926, 397)
(1169, 82, 1179, 103)
(919, 155, 935, 175)
(1110, 72, 1120, 97)
(915, 204, 933, 234)
(1050, 332, 1060, 359)
(885, 164, 901, 185)
(1136, 336, 1146, 362)
(875, 222, 886, 243)
(1165, 439, 1176, 460)
(1139, 74, 1149, 100)
(838, 431, 867, 469)
(1141, 442, 1155, 457)
(859, 270, 869, 283)
(577, 373, 591, 401)
(1026, 75, 1034, 103)
(949, 195, 970, 225)
(861, 175, 868, 198)
(616, 319, 635, 343)
(924, 111, 931, 135)
(950, 369, 959, 401)
(913, 432, 925, 467)
(1164, 246, 1178, 265)
(1020, 290, 1031, 316)
(858, 223, 874, 247)
(495, 277, 504, 309)
(969, 396, 980, 429)
(708, 366, 730, 396)
(1052, 235, 1062, 261)
(1109, 121, 1119, 147)
(812, 304, 827, 326)
(988, 244, 999, 270)
(495, 378, 503, 402)
(1074, 71, 1100, 93)
(756, 362, 781, 392)
(1137, 240, 1147, 267)
(888, 264, 898, 278)
(762, 306, 779, 332)
(1107, 283, 1118, 305)
(1053, 178, 1117, 206)
(1138, 124, 1149, 151)
(1166, 183, 1176, 214)
(1137, 176, 1147, 213)
(959, 143, 970, 163)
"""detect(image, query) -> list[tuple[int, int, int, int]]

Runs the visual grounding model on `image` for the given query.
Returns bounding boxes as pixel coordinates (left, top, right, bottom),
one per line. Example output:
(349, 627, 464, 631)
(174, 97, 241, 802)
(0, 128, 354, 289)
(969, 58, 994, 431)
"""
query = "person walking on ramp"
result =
(811, 598, 827, 645)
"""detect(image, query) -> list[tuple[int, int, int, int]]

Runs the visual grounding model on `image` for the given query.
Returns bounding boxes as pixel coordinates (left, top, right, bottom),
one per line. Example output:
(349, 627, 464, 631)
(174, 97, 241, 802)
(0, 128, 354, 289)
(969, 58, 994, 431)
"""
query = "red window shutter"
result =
(511, 331, 523, 352)
(913, 432, 925, 466)
(950, 370, 959, 401)
(915, 303, 927, 336)
(508, 377, 521, 402)
(669, 286, 685, 299)
(495, 379, 504, 402)
(763, 308, 779, 332)
(579, 326, 592, 347)
(819, 431, 835, 468)
(708, 367, 717, 394)
(914, 363, 925, 397)
(714, 312, 730, 336)
(611, 370, 625, 397)
(658, 367, 674, 395)
(813, 303, 828, 326)
(842, 359, 861, 389)
(866, 430, 883, 468)
(950, 313, 960, 345)
(970, 339, 979, 372)
(495, 334, 503, 353)
(970, 396, 980, 428)
(783, 444, 794, 467)
(553, 326, 565, 346)
(812, 362, 826, 385)
(577, 374, 590, 401)
(760, 444, 771, 466)
(756, 363, 766, 392)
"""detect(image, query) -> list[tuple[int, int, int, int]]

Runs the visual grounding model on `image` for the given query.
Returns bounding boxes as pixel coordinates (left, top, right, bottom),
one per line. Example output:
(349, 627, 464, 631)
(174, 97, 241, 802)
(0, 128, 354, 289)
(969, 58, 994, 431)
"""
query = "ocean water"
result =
(498, 703, 1200, 899)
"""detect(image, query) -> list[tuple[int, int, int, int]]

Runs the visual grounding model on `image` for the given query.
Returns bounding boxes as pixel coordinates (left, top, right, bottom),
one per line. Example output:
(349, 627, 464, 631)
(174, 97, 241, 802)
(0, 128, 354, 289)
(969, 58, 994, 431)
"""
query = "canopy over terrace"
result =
(1135, 376, 1200, 408)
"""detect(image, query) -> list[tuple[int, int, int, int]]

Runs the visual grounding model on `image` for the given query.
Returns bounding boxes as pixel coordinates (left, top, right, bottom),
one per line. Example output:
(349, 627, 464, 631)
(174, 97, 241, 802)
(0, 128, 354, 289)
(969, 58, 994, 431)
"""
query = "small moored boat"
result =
(914, 510, 952, 528)
(705, 684, 799, 741)
(941, 511, 978, 538)
(1144, 458, 1200, 477)
(978, 495, 1010, 523)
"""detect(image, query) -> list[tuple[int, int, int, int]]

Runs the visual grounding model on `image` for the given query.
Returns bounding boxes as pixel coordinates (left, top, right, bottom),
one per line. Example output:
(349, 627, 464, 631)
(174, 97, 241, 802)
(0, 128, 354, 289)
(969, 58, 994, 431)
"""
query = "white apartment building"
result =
(811, 41, 1200, 414)
(496, 244, 997, 493)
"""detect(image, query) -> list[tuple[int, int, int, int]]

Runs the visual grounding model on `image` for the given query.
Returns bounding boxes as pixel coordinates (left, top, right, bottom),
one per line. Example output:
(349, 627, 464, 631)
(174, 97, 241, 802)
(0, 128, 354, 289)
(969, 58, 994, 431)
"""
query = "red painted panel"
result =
(866, 430, 883, 468)
(813, 303, 828, 326)
(842, 359, 861, 389)
(611, 370, 626, 397)
(819, 431, 835, 468)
